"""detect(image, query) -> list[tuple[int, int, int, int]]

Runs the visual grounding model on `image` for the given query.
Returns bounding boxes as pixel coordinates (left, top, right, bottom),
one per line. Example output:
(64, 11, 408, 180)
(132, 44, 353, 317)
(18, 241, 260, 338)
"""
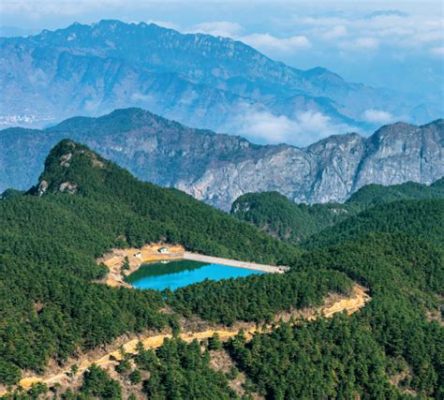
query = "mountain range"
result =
(1, 108, 442, 209)
(0, 19, 441, 141)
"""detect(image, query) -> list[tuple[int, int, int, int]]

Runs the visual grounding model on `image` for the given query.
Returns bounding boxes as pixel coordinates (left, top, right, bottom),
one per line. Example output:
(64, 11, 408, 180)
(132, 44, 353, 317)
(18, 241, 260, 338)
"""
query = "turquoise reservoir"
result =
(125, 260, 264, 291)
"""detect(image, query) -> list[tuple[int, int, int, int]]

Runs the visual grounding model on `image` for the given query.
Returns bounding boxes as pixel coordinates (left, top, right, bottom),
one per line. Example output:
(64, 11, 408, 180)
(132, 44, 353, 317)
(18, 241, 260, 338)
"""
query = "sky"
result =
(0, 0, 443, 145)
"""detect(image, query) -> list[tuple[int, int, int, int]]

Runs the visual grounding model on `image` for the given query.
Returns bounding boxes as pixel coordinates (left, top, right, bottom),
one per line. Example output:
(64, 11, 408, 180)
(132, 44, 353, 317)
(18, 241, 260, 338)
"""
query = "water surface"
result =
(126, 260, 263, 291)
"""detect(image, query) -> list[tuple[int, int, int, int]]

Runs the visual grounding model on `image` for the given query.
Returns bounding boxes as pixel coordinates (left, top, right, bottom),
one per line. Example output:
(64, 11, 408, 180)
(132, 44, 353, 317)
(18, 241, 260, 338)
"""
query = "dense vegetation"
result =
(136, 338, 237, 399)
(346, 178, 444, 205)
(168, 269, 352, 325)
(305, 199, 444, 249)
(0, 140, 302, 385)
(231, 191, 353, 242)
(227, 198, 444, 398)
(0, 205, 168, 378)
(231, 179, 444, 243)
(76, 365, 122, 399)
(145, 196, 442, 398)
(36, 140, 299, 264)
(228, 317, 398, 399)
(1, 139, 443, 398)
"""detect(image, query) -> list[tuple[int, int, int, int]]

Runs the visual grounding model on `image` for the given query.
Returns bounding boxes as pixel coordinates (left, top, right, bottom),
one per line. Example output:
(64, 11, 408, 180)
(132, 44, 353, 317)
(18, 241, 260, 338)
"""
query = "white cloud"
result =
(187, 22, 311, 55)
(0, 0, 128, 17)
(292, 10, 443, 52)
(185, 12, 437, 59)
(366, 10, 409, 19)
(322, 25, 347, 40)
(233, 106, 354, 146)
(130, 92, 156, 103)
(189, 21, 243, 38)
(339, 37, 379, 50)
(430, 46, 444, 57)
(412, 30, 444, 44)
(237, 110, 297, 143)
(362, 109, 395, 124)
(241, 33, 311, 53)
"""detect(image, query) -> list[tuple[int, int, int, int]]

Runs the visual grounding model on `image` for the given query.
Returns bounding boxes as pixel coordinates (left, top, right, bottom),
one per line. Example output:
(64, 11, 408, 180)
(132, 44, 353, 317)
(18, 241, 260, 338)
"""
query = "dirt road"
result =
(11, 284, 370, 394)
(183, 252, 289, 273)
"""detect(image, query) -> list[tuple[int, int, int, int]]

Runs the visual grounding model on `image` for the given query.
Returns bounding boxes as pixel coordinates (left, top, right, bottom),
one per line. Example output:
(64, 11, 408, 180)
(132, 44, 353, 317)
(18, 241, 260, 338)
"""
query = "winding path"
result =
(10, 284, 370, 394)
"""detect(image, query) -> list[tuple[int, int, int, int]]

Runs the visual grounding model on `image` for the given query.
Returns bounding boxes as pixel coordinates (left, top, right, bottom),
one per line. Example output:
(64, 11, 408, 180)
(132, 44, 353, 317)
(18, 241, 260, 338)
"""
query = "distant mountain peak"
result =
(422, 118, 444, 129)
(50, 107, 213, 137)
(370, 121, 418, 142)
(2, 19, 440, 136)
(304, 66, 345, 83)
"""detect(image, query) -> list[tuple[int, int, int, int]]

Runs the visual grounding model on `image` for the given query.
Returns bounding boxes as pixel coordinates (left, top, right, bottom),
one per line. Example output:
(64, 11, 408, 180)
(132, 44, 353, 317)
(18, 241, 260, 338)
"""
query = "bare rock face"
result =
(59, 181, 78, 194)
(175, 121, 443, 209)
(174, 121, 443, 209)
(176, 147, 314, 209)
(59, 153, 72, 167)
(0, 109, 442, 210)
(352, 122, 443, 190)
(37, 180, 48, 196)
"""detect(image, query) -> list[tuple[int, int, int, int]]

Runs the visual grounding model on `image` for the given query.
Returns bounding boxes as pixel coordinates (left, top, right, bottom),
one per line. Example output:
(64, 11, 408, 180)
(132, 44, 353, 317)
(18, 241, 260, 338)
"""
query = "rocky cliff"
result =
(1, 108, 442, 209)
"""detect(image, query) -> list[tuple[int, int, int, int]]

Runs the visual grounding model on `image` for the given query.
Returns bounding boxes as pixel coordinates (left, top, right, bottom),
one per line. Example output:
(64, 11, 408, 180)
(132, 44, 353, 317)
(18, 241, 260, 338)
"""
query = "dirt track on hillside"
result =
(10, 285, 370, 395)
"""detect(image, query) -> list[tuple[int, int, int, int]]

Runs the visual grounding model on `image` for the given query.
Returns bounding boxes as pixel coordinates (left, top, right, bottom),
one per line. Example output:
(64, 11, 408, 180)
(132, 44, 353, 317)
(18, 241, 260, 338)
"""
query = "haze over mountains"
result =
(1, 108, 442, 209)
(1, 19, 441, 145)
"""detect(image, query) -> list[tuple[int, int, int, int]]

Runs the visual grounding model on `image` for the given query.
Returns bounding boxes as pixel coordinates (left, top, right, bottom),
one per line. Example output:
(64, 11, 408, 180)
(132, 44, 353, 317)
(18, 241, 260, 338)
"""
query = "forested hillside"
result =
(0, 141, 299, 382)
(168, 269, 351, 325)
(226, 219, 444, 398)
(346, 177, 444, 205)
(305, 199, 444, 249)
(33, 140, 299, 264)
(1, 140, 341, 390)
(0, 140, 442, 399)
(231, 191, 353, 242)
(100, 196, 444, 398)
(231, 179, 444, 243)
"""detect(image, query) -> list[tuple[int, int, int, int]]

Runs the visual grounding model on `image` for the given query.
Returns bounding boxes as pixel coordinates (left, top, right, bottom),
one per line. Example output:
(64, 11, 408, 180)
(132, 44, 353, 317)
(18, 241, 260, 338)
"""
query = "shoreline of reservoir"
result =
(127, 259, 266, 291)
(98, 244, 288, 288)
